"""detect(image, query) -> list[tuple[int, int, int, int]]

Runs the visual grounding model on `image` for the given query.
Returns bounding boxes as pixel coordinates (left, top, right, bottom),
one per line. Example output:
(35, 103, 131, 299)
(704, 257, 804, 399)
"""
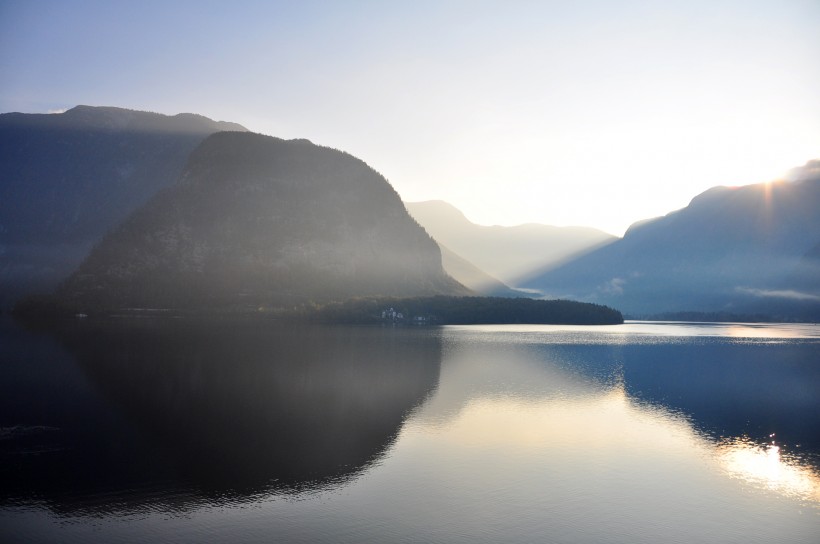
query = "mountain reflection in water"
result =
(2, 320, 819, 543)
(0, 319, 441, 513)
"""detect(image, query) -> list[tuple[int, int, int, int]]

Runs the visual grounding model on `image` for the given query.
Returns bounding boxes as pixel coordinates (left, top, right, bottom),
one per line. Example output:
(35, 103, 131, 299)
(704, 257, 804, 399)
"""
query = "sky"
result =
(1, 0, 818, 236)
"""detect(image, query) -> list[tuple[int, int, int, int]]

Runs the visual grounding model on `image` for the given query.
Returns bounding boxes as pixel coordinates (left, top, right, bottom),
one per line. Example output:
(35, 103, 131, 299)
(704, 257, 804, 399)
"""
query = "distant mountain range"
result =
(404, 200, 615, 286)
(0, 105, 247, 307)
(4, 104, 818, 321)
(51, 132, 466, 312)
(520, 161, 820, 320)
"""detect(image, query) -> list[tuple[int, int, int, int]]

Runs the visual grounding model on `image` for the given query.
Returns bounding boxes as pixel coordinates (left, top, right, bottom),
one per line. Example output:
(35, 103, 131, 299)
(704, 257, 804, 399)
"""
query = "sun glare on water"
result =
(413, 373, 820, 507)
(716, 436, 820, 503)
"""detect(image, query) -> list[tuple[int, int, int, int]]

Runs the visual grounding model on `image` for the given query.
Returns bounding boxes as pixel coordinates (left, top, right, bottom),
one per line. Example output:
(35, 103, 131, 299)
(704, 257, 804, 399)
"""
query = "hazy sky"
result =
(2, 0, 818, 235)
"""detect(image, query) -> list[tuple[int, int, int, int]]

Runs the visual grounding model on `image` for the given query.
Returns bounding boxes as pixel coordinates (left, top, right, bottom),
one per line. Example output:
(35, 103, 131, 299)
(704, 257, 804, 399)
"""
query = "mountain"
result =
(50, 132, 467, 312)
(0, 105, 247, 308)
(521, 160, 820, 320)
(405, 200, 615, 286)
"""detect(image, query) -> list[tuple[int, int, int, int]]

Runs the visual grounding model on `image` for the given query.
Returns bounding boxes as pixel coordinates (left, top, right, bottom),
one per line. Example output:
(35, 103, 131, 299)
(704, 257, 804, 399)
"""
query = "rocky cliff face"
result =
(0, 105, 247, 307)
(57, 132, 467, 310)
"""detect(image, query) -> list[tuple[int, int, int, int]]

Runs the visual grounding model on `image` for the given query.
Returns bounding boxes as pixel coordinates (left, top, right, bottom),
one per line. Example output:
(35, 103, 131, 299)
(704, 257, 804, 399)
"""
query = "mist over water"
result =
(1, 319, 818, 543)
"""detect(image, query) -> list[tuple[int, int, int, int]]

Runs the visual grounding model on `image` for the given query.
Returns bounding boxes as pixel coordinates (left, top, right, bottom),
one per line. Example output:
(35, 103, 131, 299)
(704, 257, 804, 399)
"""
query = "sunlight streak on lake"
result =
(716, 437, 820, 503)
(410, 379, 820, 508)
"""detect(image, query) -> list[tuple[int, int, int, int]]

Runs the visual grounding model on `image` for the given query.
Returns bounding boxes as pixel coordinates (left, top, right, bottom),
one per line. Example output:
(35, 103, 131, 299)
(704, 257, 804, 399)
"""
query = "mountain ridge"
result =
(521, 160, 820, 319)
(52, 131, 468, 312)
(0, 105, 248, 308)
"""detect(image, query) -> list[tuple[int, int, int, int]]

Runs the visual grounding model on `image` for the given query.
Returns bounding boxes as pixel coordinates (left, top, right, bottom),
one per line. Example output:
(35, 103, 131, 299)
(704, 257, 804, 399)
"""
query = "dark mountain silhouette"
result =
(0, 105, 247, 308)
(0, 319, 442, 509)
(405, 200, 615, 286)
(52, 132, 467, 312)
(788, 239, 820, 297)
(521, 160, 820, 320)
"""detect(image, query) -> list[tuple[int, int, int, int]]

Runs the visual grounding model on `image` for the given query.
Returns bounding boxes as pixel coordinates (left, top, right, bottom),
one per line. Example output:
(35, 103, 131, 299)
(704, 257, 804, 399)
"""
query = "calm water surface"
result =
(1, 318, 819, 543)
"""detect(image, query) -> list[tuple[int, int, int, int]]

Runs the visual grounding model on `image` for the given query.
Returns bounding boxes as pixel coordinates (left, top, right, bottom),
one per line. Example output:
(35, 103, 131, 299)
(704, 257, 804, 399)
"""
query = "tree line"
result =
(309, 295, 623, 325)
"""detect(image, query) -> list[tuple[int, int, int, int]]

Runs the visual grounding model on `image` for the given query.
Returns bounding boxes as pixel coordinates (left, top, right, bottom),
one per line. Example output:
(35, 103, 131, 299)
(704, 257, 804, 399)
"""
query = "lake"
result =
(1, 318, 819, 543)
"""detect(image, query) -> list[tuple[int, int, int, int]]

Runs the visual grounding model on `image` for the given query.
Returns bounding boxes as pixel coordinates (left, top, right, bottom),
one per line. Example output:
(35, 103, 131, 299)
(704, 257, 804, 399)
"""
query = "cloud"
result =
(783, 160, 820, 182)
(736, 287, 820, 302)
(47, 108, 67, 114)
(599, 277, 626, 295)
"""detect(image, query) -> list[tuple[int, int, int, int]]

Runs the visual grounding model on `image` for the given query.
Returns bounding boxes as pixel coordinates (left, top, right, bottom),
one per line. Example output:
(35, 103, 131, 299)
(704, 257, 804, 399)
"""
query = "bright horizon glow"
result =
(1, 1, 818, 236)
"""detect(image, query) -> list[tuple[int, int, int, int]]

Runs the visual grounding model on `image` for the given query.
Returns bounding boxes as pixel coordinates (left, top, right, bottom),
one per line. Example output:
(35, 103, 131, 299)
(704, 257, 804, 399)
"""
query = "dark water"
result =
(1, 318, 819, 543)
